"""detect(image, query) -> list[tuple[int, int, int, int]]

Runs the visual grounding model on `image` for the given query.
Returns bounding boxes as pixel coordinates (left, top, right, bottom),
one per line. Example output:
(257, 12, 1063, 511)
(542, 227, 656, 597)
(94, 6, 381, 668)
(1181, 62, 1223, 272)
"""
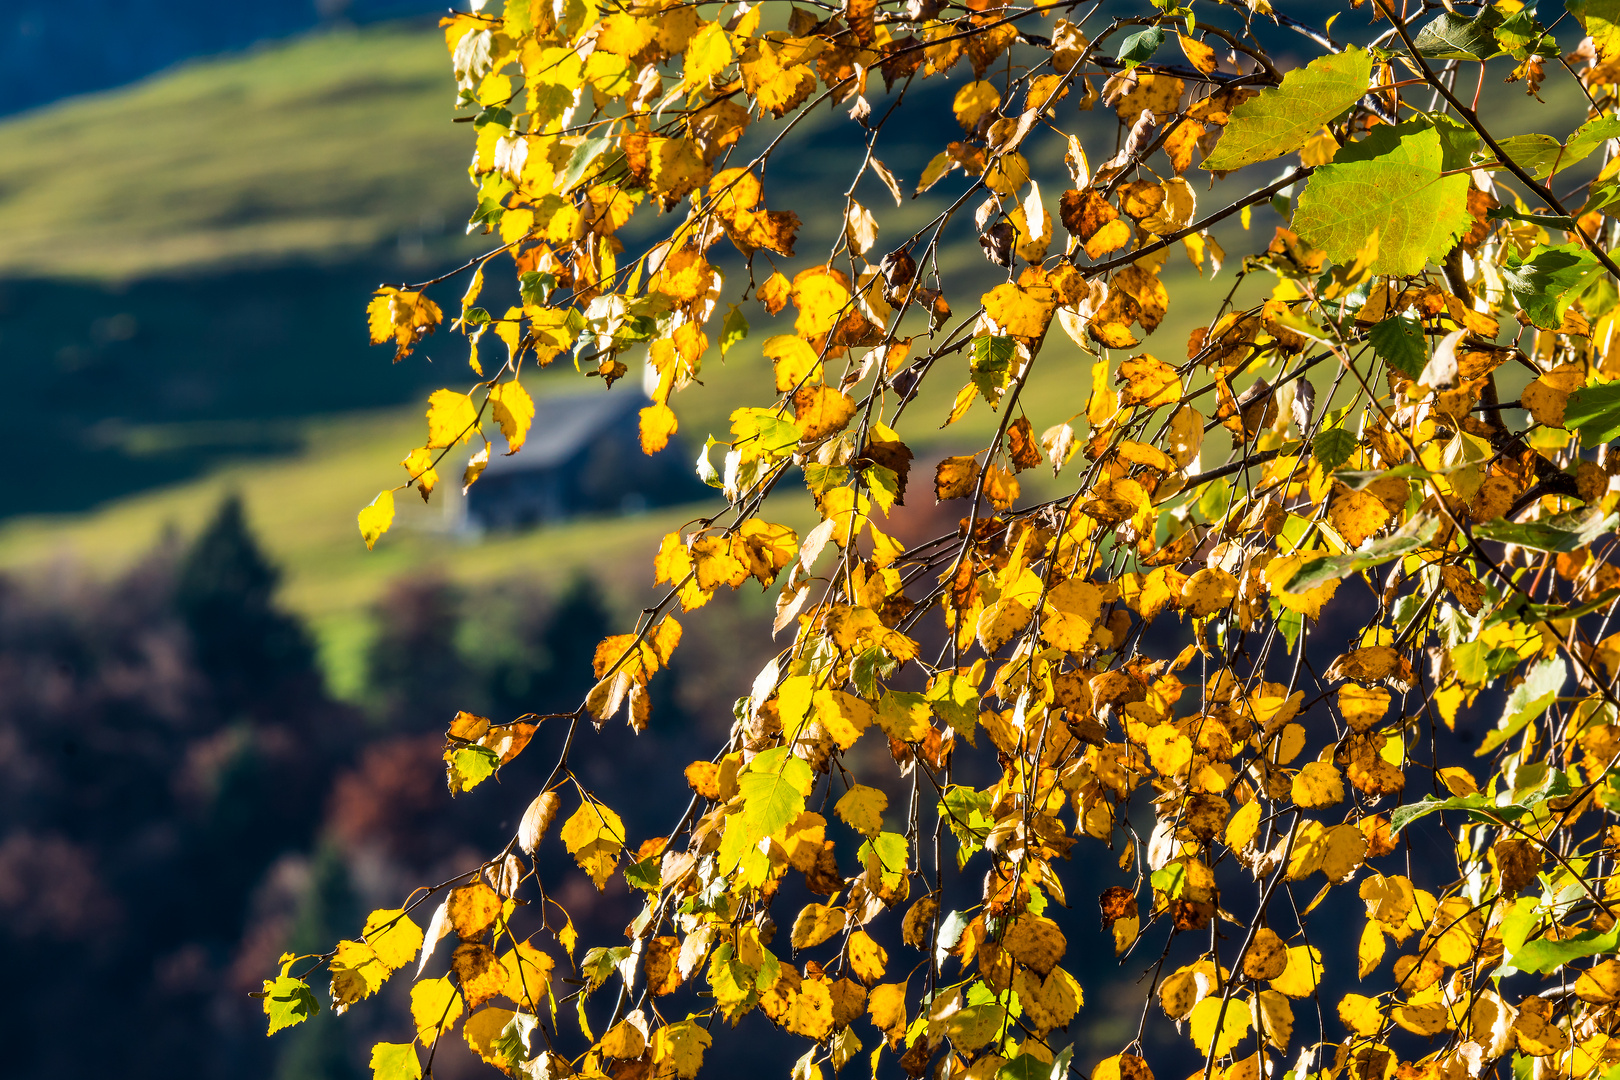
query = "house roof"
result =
(479, 388, 644, 475)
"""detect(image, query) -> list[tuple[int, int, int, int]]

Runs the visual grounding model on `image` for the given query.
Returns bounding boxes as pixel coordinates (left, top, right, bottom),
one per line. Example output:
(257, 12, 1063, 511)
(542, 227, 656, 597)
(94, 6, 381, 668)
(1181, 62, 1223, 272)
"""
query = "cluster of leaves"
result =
(266, 1, 1620, 1080)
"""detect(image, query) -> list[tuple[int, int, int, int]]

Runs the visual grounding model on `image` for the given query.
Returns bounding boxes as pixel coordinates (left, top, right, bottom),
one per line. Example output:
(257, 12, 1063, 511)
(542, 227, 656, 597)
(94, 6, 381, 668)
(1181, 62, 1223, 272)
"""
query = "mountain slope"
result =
(0, 23, 476, 280)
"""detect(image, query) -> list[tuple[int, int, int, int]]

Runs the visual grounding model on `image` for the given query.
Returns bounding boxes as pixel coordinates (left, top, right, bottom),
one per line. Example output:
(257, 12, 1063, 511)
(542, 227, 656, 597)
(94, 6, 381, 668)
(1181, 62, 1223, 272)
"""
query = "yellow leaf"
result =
(983, 282, 1057, 339)
(1242, 927, 1288, 980)
(1266, 552, 1339, 619)
(782, 974, 835, 1039)
(683, 21, 735, 89)
(640, 403, 678, 454)
(836, 784, 889, 837)
(1041, 578, 1104, 653)
(792, 903, 849, 949)
(1189, 994, 1252, 1056)
(1321, 822, 1368, 882)
(424, 389, 477, 449)
(1395, 1001, 1450, 1037)
(364, 909, 425, 972)
(848, 930, 888, 984)
(1004, 915, 1067, 976)
(845, 201, 878, 255)
(792, 266, 854, 338)
(462, 1006, 519, 1068)
(811, 688, 874, 749)
(1329, 489, 1392, 547)
(1291, 761, 1345, 809)
(448, 882, 502, 941)
(489, 380, 535, 454)
(1225, 799, 1261, 851)
(560, 800, 626, 890)
(330, 939, 388, 1011)
(1252, 988, 1294, 1051)
(452, 943, 508, 1010)
(1017, 966, 1083, 1035)
(1182, 567, 1238, 617)
(500, 940, 554, 1009)
(1338, 993, 1383, 1037)
(763, 335, 823, 392)
(1268, 944, 1322, 998)
(600, 1016, 648, 1059)
(793, 384, 856, 441)
(1358, 922, 1386, 978)
(953, 80, 1001, 129)
(401, 447, 438, 501)
(368, 286, 444, 360)
(411, 977, 464, 1043)
(651, 1019, 713, 1080)
(935, 455, 980, 500)
(1117, 354, 1183, 409)
(1339, 684, 1391, 732)
(868, 982, 908, 1048)
(358, 490, 395, 551)
(1179, 34, 1218, 75)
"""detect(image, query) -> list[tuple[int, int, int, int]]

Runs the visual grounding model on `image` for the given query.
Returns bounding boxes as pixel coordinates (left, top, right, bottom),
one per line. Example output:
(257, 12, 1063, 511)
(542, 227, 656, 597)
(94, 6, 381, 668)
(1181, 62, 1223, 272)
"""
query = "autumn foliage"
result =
(262, 2, 1620, 1080)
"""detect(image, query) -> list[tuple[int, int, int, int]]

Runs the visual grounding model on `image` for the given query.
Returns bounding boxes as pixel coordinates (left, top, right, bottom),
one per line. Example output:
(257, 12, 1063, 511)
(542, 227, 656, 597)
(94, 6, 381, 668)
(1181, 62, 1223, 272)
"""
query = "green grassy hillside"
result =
(0, 24, 474, 280)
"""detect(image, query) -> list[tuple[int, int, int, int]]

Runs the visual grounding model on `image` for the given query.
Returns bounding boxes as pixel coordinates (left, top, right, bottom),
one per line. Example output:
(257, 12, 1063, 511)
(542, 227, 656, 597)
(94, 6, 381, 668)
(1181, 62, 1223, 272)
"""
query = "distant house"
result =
(460, 389, 709, 531)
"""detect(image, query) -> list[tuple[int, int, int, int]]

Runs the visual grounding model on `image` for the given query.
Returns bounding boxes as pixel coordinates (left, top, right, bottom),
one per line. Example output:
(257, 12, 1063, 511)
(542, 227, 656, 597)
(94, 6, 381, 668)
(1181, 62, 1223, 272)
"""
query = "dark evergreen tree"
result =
(174, 493, 317, 716)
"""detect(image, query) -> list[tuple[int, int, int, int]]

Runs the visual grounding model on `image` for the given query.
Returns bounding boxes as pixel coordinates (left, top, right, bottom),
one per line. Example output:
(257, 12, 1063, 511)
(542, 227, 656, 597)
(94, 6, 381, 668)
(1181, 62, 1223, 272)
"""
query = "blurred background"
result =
(0, 4, 1579, 1079)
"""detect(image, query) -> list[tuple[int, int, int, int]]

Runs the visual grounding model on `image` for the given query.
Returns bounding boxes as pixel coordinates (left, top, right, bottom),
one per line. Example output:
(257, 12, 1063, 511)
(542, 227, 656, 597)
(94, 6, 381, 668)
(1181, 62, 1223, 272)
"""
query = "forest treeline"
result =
(0, 497, 757, 1079)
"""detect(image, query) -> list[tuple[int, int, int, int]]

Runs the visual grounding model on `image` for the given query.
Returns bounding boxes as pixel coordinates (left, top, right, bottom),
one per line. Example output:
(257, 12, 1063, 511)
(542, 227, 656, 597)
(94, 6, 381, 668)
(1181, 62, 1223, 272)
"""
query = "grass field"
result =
(0, 24, 475, 280)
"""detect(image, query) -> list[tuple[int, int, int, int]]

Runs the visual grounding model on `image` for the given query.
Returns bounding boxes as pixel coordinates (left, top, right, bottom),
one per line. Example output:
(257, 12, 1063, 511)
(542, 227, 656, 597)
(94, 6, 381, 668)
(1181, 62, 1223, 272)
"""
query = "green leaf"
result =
(1568, 0, 1620, 66)
(926, 672, 981, 734)
(560, 136, 617, 192)
(1511, 925, 1620, 974)
(1203, 49, 1372, 171)
(1312, 427, 1357, 471)
(261, 974, 320, 1035)
(719, 303, 749, 358)
(1559, 115, 1620, 175)
(999, 1047, 1073, 1080)
(580, 945, 632, 993)
(1390, 771, 1570, 835)
(730, 407, 802, 461)
(1565, 381, 1620, 445)
(1477, 656, 1567, 756)
(624, 854, 662, 892)
(1474, 507, 1620, 552)
(1286, 514, 1440, 593)
(447, 745, 500, 794)
(371, 1042, 423, 1080)
(1495, 133, 1566, 179)
(1495, 9, 1558, 59)
(719, 746, 814, 871)
(857, 830, 909, 889)
(1292, 126, 1472, 275)
(939, 785, 993, 864)
(1412, 6, 1505, 59)
(1367, 313, 1427, 378)
(493, 1011, 538, 1070)
(1501, 243, 1606, 330)
(518, 270, 556, 307)
(971, 335, 1015, 405)
(1115, 27, 1164, 70)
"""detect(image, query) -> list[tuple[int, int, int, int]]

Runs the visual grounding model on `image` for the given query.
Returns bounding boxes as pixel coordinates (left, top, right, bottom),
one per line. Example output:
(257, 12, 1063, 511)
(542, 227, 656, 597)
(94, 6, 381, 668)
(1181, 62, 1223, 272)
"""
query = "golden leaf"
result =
(835, 784, 888, 837)
(848, 930, 888, 984)
(489, 380, 535, 454)
(358, 490, 396, 551)
(792, 903, 848, 949)
(639, 402, 678, 454)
